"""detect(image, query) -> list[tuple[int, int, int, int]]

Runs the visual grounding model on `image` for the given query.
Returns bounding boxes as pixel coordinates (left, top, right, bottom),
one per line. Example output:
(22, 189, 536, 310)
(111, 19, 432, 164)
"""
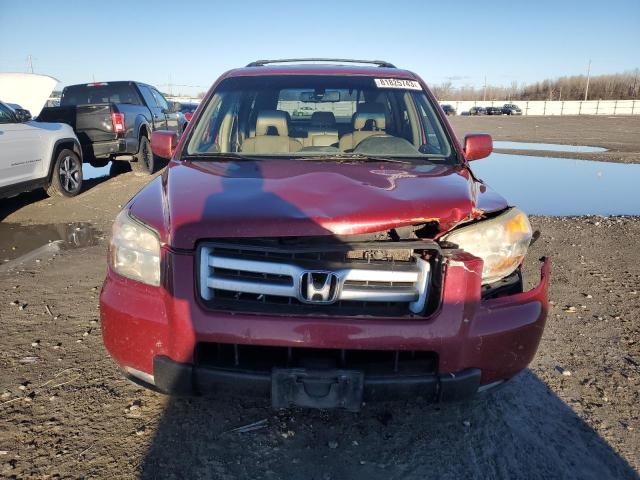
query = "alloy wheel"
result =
(59, 155, 81, 193)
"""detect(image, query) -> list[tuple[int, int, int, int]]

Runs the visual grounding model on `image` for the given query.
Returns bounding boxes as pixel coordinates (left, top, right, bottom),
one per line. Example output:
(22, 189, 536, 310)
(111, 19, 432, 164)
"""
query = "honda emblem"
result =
(299, 271, 339, 304)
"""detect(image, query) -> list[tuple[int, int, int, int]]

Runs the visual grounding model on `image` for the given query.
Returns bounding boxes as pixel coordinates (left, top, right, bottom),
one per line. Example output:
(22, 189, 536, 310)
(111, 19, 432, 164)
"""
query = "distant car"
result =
(502, 104, 522, 115)
(468, 106, 487, 116)
(292, 106, 314, 117)
(0, 100, 83, 199)
(485, 106, 503, 116)
(440, 104, 456, 116)
(179, 102, 198, 122)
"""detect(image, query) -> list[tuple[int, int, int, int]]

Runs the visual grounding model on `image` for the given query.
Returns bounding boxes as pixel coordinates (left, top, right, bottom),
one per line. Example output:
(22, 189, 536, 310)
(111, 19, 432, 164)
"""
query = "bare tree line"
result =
(433, 70, 640, 101)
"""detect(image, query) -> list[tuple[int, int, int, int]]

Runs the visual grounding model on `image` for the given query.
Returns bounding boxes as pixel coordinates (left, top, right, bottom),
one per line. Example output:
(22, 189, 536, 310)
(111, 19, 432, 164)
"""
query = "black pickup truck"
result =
(38, 81, 183, 174)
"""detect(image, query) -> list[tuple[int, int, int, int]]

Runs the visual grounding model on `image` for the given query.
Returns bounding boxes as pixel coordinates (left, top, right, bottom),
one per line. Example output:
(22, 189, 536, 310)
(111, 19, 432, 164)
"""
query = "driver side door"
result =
(152, 88, 180, 134)
(139, 85, 168, 131)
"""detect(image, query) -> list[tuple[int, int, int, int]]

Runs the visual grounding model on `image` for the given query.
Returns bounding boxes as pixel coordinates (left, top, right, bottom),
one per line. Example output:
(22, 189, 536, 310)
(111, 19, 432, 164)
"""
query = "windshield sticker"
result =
(374, 78, 422, 90)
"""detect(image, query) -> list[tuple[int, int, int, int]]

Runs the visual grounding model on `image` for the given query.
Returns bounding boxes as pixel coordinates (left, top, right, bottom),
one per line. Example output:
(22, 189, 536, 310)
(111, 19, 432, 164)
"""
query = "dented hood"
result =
(130, 159, 508, 249)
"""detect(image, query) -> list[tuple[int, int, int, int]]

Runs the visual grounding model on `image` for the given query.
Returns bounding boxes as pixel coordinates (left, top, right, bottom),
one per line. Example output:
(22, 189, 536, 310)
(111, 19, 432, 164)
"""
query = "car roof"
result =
(223, 63, 419, 80)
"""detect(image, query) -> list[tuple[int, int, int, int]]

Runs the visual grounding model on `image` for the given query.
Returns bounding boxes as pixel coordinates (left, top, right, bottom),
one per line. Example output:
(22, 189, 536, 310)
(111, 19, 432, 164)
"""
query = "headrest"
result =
(256, 110, 288, 136)
(353, 111, 386, 131)
(310, 111, 336, 127)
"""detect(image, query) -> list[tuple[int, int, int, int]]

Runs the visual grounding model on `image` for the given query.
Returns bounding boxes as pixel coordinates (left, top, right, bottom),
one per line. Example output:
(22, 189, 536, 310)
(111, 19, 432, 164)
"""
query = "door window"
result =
(139, 86, 159, 108)
(151, 89, 169, 111)
(0, 103, 16, 124)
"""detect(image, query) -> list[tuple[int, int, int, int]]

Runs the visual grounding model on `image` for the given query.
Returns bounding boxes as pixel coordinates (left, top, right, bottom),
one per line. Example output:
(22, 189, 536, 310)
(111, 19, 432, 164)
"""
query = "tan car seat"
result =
(339, 110, 386, 151)
(304, 111, 339, 147)
(242, 110, 303, 153)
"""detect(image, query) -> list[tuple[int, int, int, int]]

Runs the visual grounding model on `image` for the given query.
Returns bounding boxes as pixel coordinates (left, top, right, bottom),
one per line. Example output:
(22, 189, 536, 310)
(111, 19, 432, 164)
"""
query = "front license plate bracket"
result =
(271, 368, 364, 411)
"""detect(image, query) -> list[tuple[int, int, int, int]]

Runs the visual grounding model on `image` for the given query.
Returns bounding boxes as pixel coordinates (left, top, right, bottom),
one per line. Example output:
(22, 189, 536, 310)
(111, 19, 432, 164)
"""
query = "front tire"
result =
(130, 136, 155, 175)
(46, 149, 83, 197)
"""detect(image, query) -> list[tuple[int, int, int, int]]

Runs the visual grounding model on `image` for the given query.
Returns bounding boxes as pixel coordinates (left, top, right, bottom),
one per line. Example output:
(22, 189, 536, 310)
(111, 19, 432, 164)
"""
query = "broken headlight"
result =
(442, 207, 532, 284)
(109, 210, 160, 286)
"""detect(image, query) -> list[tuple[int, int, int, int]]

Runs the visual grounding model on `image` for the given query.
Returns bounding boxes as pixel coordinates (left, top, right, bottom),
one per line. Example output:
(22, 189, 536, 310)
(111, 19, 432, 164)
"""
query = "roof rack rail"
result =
(246, 58, 397, 68)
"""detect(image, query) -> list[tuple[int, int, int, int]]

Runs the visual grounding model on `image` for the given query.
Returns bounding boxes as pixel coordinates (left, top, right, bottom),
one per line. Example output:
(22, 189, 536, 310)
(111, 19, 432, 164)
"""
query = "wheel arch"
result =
(47, 138, 83, 182)
(136, 119, 151, 152)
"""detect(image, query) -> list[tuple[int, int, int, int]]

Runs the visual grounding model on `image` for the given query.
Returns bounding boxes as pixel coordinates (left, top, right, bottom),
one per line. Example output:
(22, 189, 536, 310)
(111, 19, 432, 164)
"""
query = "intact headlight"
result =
(442, 208, 532, 284)
(109, 210, 161, 286)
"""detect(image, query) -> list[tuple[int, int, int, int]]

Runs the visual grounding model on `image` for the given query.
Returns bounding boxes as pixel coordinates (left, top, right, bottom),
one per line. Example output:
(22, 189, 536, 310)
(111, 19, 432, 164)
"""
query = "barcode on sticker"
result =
(374, 78, 422, 90)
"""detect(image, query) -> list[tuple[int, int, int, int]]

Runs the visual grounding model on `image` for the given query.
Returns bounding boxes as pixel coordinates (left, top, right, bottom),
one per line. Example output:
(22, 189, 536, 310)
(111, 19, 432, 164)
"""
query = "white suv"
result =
(0, 101, 83, 199)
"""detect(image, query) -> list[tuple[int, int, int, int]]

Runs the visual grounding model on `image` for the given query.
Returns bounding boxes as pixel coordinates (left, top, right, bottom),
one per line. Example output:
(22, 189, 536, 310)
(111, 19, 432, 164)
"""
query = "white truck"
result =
(0, 100, 83, 199)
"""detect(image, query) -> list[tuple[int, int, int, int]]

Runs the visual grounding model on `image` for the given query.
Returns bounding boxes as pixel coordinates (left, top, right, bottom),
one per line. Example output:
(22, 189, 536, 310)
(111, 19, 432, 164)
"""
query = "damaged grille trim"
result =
(198, 241, 433, 315)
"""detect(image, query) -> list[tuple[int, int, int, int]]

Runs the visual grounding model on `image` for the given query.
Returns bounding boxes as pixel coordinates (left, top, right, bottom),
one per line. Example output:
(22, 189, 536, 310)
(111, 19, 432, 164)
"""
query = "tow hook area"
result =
(271, 368, 365, 412)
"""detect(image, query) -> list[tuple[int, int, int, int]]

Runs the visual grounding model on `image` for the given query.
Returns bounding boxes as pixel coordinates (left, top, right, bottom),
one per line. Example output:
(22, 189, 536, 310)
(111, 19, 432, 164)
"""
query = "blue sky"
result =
(1, 0, 639, 95)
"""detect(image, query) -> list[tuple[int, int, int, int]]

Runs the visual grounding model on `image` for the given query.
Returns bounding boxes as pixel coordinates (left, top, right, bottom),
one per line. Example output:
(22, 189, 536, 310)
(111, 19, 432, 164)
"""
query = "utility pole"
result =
(26, 55, 34, 73)
(584, 59, 591, 101)
(482, 75, 487, 101)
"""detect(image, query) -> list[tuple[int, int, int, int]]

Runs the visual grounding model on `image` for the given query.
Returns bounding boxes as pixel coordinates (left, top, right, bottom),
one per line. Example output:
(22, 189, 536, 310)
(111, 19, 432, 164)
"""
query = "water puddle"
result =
(82, 161, 131, 180)
(0, 222, 102, 272)
(83, 162, 112, 180)
(493, 141, 607, 153)
(473, 153, 640, 216)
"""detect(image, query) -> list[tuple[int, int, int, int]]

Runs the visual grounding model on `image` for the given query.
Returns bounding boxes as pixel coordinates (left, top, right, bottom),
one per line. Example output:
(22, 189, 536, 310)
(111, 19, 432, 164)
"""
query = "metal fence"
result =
(441, 99, 640, 116)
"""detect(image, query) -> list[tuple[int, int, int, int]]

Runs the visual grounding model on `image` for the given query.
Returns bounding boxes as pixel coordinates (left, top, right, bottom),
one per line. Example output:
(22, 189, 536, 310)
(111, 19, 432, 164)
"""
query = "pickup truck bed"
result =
(39, 103, 141, 162)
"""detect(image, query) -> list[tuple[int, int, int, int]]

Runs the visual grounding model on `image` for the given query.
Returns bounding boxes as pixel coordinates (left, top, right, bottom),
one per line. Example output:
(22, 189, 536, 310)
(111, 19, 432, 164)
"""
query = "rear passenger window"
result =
(276, 89, 358, 123)
(61, 84, 141, 106)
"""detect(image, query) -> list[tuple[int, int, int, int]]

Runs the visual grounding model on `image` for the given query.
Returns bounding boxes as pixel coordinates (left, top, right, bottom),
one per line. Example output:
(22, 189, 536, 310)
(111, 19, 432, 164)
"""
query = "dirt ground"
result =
(449, 115, 640, 163)
(0, 116, 639, 479)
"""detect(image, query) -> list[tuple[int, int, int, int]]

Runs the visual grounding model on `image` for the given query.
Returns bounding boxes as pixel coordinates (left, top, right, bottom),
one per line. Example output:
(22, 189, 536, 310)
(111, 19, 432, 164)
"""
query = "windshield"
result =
(185, 75, 453, 161)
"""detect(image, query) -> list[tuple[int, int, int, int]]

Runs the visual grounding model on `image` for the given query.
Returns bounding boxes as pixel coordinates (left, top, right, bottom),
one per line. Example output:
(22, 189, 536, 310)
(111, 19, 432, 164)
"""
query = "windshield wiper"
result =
(183, 153, 442, 164)
(294, 153, 413, 164)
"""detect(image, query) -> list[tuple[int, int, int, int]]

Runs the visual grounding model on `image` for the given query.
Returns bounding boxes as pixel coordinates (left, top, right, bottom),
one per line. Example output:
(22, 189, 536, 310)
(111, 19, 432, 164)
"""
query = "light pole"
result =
(584, 59, 591, 101)
(482, 75, 487, 101)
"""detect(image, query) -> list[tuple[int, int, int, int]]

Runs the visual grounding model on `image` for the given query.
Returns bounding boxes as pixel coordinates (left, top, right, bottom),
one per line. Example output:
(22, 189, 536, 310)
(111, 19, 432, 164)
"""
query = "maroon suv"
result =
(100, 59, 549, 410)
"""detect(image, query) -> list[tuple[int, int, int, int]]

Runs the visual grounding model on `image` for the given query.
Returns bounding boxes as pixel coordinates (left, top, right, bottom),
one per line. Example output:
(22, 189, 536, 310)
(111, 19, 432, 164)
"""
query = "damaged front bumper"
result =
(151, 356, 483, 410)
(100, 253, 550, 408)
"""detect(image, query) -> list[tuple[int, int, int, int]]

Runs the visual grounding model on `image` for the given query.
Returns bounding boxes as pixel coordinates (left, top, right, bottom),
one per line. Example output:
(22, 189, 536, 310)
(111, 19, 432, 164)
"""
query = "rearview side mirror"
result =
(15, 108, 32, 122)
(151, 130, 178, 159)
(463, 133, 493, 161)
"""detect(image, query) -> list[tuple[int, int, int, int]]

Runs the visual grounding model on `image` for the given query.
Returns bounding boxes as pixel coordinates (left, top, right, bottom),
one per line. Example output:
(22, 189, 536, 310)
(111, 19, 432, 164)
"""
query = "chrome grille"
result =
(198, 241, 432, 316)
